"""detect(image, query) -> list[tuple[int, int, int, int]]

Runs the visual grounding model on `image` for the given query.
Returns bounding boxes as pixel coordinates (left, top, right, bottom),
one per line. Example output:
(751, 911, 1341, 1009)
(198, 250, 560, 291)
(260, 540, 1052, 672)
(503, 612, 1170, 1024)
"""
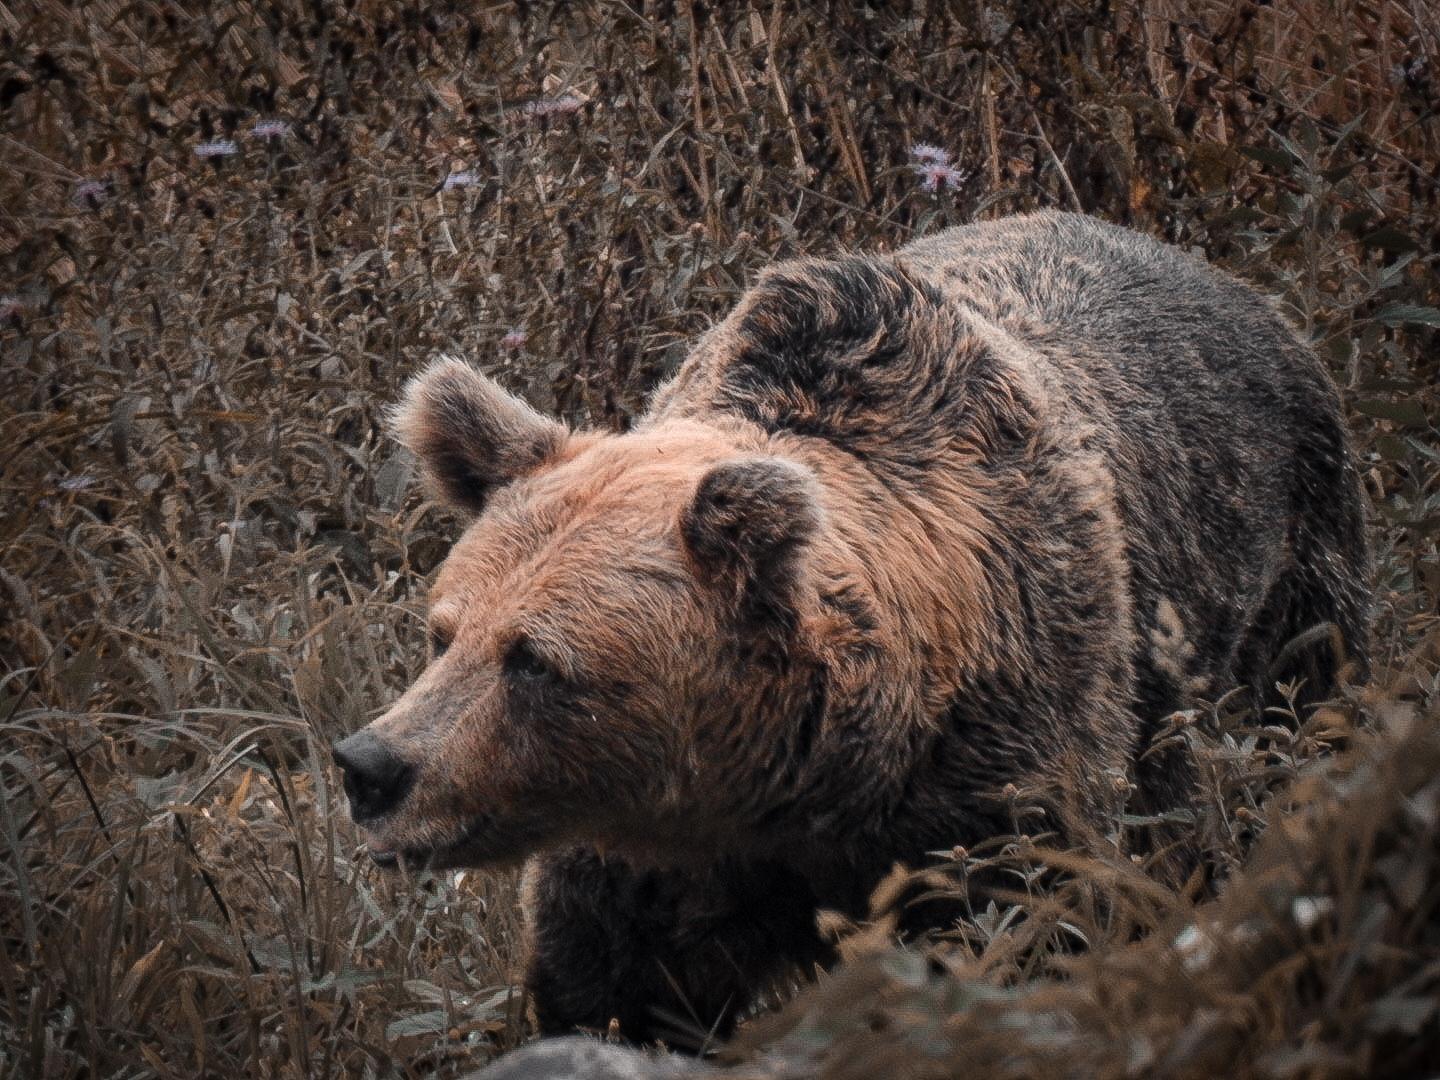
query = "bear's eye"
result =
(504, 637, 552, 683)
(429, 627, 452, 659)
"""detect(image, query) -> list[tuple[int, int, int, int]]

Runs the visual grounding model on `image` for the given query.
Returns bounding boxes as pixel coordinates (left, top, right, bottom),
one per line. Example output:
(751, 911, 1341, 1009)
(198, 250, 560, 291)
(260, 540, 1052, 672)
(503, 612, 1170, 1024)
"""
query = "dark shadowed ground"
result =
(1, 2, 1437, 1076)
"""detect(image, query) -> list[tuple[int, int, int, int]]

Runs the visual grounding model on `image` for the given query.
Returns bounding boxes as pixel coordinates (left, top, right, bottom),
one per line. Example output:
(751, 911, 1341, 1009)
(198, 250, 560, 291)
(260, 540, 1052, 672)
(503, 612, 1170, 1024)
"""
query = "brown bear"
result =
(332, 211, 1371, 1045)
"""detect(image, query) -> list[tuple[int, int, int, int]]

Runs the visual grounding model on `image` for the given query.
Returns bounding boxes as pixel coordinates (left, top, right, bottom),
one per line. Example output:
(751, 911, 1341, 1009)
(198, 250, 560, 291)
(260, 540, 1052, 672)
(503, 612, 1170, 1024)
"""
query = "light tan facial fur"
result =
(353, 363, 839, 868)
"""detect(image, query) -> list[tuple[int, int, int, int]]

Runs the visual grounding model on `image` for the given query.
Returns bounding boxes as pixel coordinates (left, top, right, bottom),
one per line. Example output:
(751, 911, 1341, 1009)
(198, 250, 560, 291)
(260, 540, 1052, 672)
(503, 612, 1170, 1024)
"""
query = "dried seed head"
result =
(517, 93, 584, 119)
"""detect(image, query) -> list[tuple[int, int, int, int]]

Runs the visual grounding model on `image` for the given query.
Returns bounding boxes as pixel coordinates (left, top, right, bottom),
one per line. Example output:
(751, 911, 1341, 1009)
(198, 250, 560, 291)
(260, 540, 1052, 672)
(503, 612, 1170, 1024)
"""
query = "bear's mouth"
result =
(359, 814, 533, 872)
(364, 841, 399, 868)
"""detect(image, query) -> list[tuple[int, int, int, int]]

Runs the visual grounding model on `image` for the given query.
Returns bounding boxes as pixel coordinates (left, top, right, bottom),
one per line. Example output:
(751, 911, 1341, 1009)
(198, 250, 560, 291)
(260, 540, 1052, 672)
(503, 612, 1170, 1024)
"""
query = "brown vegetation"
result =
(1, 1, 1436, 1076)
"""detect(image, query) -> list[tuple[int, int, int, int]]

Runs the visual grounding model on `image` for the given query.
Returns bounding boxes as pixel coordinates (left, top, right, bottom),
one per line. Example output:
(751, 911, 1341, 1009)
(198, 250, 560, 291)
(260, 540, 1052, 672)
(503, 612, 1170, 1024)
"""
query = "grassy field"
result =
(1, 1, 1437, 1076)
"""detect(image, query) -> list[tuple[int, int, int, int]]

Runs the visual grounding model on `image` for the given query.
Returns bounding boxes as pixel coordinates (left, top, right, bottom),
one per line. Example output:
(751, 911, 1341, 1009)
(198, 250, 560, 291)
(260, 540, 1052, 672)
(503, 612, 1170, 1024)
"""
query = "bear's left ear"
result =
(681, 457, 821, 637)
(391, 356, 567, 516)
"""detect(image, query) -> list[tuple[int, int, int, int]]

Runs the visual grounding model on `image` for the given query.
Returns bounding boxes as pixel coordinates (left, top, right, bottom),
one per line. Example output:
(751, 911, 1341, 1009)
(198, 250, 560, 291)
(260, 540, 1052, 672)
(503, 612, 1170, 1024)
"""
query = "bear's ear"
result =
(391, 356, 567, 515)
(681, 457, 821, 631)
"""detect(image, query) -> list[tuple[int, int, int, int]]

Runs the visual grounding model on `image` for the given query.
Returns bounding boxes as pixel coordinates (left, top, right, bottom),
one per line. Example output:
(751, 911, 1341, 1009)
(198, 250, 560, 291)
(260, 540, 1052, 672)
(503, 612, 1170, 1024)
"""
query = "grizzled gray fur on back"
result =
(897, 212, 1372, 814)
(651, 208, 1371, 841)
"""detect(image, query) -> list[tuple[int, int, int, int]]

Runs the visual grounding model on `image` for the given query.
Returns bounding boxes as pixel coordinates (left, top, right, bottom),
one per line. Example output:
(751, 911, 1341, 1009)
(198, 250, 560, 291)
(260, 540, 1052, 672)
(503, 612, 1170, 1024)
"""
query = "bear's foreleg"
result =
(522, 846, 831, 1048)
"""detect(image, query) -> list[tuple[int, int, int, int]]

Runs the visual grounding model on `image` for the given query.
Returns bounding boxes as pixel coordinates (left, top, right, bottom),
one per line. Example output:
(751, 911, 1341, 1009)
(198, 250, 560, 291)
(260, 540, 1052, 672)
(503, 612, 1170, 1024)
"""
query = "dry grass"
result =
(1, 1, 1436, 1076)
(728, 691, 1440, 1079)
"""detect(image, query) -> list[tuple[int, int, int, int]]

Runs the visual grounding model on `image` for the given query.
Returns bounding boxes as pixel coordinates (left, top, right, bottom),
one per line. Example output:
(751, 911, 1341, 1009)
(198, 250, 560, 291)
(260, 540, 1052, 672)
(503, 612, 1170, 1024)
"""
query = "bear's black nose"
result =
(332, 731, 414, 821)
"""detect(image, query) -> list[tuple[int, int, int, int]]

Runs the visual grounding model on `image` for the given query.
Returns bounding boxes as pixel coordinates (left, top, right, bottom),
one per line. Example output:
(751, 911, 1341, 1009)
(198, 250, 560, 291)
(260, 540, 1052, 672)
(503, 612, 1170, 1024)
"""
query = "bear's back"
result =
(655, 212, 1368, 723)
(900, 210, 1247, 329)
(905, 211, 1369, 732)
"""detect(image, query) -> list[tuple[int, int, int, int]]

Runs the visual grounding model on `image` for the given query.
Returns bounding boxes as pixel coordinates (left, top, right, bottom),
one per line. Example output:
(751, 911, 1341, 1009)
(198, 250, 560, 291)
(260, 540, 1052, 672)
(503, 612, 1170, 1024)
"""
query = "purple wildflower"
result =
(194, 139, 239, 159)
(915, 162, 966, 193)
(500, 329, 529, 349)
(72, 179, 109, 209)
(909, 142, 952, 166)
(443, 170, 479, 190)
(250, 119, 291, 140)
(1392, 56, 1429, 87)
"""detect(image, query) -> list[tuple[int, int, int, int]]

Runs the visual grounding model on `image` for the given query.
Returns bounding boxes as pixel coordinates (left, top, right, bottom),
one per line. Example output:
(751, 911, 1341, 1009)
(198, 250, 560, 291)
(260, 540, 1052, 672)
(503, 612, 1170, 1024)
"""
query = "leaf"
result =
(1119, 809, 1197, 827)
(300, 966, 386, 997)
(182, 920, 242, 966)
(116, 940, 167, 1015)
(470, 985, 520, 1017)
(403, 979, 449, 1005)
(247, 936, 297, 972)
(877, 949, 930, 989)
(1408, 437, 1440, 465)
(58, 645, 100, 708)
(1320, 162, 1358, 184)
(1188, 141, 1238, 191)
(374, 450, 416, 511)
(1366, 996, 1436, 1036)
(134, 770, 186, 809)
(1352, 398, 1430, 428)
(1338, 208, 1373, 235)
(1375, 304, 1440, 329)
(385, 1009, 450, 1041)
(1239, 144, 1298, 171)
(1361, 226, 1420, 254)
(1374, 435, 1411, 461)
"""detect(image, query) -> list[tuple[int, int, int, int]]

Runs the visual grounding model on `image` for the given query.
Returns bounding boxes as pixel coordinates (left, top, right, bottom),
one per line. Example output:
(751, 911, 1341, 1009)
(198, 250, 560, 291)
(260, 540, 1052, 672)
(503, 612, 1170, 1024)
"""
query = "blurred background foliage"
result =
(0, 1, 1436, 1076)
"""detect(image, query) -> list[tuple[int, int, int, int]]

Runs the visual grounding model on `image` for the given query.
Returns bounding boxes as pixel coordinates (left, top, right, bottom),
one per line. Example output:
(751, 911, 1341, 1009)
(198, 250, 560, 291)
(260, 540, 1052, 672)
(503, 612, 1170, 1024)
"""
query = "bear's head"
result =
(332, 356, 833, 871)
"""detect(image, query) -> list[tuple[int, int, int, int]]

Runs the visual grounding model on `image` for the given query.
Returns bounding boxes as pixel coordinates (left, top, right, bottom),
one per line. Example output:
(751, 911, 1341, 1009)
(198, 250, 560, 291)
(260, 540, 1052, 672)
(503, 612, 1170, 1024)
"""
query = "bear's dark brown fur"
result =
(333, 211, 1371, 1045)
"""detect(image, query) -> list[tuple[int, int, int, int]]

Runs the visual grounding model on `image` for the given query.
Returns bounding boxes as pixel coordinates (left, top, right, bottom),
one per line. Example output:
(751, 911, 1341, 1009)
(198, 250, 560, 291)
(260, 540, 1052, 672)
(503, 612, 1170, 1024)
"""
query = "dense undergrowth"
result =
(1, 1, 1437, 1076)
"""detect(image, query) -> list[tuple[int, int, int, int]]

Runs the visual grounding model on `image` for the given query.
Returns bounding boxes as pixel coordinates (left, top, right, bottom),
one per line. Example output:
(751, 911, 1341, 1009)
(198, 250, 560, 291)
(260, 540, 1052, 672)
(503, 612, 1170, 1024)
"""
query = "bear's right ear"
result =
(391, 356, 567, 516)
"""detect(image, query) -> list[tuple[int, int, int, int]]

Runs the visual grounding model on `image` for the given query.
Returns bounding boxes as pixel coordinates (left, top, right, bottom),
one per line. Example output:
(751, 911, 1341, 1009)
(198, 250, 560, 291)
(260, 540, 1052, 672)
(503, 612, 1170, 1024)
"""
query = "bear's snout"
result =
(332, 730, 415, 823)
